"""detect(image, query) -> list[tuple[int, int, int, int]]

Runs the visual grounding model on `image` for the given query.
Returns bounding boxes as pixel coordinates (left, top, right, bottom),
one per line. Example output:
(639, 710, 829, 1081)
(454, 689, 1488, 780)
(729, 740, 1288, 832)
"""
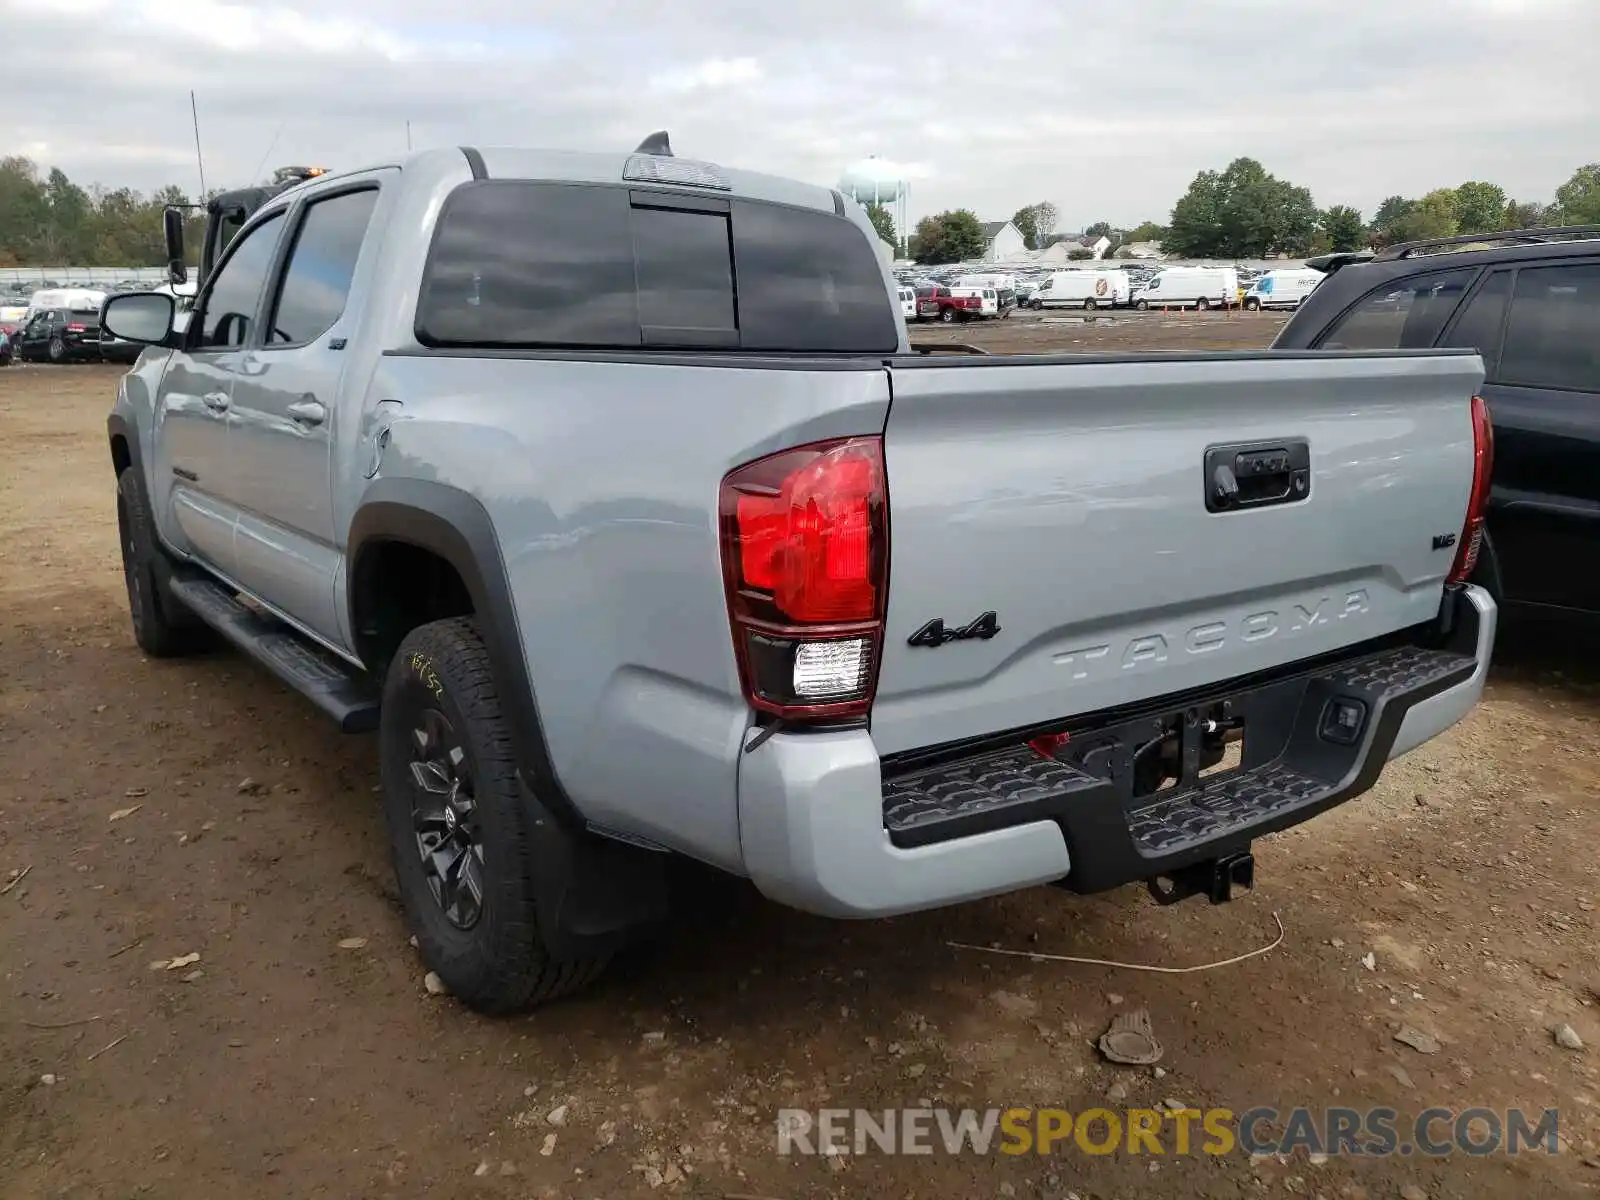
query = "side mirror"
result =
(102, 292, 177, 347)
(163, 208, 188, 286)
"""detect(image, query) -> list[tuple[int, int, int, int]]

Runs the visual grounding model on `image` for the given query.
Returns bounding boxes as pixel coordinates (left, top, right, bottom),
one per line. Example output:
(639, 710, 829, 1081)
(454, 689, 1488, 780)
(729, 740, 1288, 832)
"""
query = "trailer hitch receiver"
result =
(1147, 850, 1255, 906)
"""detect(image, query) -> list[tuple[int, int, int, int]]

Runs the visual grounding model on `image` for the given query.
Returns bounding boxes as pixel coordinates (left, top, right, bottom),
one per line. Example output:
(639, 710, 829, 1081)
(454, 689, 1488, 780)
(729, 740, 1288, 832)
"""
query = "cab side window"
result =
(198, 212, 285, 349)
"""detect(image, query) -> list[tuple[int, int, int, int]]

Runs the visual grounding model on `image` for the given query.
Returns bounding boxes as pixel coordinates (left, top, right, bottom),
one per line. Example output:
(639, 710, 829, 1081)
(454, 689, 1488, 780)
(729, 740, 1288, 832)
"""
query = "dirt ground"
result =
(3, 323, 1600, 1200)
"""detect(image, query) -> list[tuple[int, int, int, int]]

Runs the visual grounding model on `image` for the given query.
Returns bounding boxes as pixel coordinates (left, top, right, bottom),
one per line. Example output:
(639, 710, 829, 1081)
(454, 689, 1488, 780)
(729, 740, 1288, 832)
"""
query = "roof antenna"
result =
(634, 130, 673, 157)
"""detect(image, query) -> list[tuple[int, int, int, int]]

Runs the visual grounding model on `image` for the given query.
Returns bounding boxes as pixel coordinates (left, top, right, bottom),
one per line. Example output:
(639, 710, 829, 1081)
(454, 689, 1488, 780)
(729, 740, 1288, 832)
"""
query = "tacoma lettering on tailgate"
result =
(1051, 589, 1371, 681)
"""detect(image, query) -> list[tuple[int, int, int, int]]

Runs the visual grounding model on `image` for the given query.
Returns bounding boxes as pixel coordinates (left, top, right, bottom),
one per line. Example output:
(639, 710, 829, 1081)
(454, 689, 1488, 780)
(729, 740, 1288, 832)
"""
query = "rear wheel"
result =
(1195, 297, 1210, 312)
(1082, 297, 1097, 312)
(48, 335, 67, 363)
(381, 617, 611, 1012)
(940, 307, 957, 324)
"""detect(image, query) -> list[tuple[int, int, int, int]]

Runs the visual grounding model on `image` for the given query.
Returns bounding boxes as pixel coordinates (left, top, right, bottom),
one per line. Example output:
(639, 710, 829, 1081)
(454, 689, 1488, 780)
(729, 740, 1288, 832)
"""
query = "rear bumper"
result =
(737, 585, 1495, 918)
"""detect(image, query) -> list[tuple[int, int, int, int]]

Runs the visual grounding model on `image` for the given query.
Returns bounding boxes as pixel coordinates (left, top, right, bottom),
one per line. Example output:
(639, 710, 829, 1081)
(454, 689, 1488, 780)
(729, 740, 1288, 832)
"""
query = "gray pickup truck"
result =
(102, 138, 1497, 1012)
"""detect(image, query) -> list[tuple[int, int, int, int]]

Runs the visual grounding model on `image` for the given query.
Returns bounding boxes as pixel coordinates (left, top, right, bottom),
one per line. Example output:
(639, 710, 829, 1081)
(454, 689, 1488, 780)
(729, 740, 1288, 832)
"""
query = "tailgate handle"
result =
(1205, 439, 1310, 513)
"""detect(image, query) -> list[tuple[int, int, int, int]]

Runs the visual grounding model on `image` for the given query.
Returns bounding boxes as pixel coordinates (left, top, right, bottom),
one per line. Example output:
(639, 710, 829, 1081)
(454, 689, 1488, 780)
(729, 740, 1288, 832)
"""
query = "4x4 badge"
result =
(908, 611, 1001, 648)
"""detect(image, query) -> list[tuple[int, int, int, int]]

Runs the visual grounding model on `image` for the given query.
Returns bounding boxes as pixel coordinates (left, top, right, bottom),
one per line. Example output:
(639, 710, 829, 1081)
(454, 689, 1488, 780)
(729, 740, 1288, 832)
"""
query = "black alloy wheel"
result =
(407, 707, 485, 930)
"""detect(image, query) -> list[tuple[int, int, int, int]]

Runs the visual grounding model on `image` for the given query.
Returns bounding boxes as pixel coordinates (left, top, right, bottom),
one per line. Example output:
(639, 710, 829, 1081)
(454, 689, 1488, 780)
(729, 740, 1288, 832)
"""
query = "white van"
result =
(1243, 268, 1322, 310)
(1032, 270, 1131, 310)
(897, 287, 916, 319)
(1132, 267, 1238, 311)
(25, 287, 107, 323)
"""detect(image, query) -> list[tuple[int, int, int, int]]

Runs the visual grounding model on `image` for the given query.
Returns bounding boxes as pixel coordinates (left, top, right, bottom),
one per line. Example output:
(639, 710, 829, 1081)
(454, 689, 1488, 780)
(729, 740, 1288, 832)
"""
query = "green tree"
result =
(864, 202, 897, 249)
(1501, 200, 1546, 229)
(924, 209, 986, 263)
(1552, 164, 1600, 224)
(1124, 220, 1166, 244)
(1010, 201, 1058, 250)
(1390, 189, 1459, 243)
(1319, 205, 1366, 253)
(1368, 196, 1414, 247)
(1452, 181, 1508, 234)
(1164, 169, 1224, 257)
(909, 214, 942, 262)
(1165, 158, 1317, 258)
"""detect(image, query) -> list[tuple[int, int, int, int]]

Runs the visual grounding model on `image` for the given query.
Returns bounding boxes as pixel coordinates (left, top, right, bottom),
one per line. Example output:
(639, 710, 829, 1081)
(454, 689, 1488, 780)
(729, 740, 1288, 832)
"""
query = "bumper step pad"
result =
(879, 641, 1476, 887)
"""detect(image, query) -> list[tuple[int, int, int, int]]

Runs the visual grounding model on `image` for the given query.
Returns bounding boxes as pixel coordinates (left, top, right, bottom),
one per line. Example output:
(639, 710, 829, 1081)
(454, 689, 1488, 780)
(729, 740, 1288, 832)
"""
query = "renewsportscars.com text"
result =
(776, 1106, 1559, 1158)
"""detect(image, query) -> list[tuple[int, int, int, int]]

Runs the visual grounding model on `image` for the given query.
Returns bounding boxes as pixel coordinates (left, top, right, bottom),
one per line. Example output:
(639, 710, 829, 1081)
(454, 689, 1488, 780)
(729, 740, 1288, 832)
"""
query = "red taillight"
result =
(67, 323, 87, 332)
(1447, 394, 1494, 585)
(720, 437, 888, 720)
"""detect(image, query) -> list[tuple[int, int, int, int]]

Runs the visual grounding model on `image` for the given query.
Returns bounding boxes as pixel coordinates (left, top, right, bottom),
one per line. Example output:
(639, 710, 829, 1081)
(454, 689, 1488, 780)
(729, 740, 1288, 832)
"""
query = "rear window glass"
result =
(1316, 269, 1475, 350)
(416, 181, 898, 353)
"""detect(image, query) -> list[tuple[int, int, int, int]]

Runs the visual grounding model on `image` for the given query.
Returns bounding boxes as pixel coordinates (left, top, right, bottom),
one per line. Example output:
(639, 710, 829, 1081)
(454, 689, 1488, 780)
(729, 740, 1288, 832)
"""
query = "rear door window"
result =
(1316, 268, 1476, 350)
(416, 181, 898, 353)
(266, 188, 379, 347)
(1496, 263, 1600, 393)
(1437, 269, 1512, 378)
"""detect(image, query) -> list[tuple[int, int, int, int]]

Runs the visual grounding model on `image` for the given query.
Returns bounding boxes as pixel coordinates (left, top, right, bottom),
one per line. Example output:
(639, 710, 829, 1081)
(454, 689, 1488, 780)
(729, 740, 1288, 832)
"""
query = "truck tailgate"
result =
(872, 350, 1485, 756)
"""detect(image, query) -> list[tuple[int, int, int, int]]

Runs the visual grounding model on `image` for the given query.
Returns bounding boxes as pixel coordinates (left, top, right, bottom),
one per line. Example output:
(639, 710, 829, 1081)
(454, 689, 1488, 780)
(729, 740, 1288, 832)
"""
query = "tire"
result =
(380, 616, 610, 1013)
(1082, 297, 1096, 312)
(116, 467, 212, 657)
(1029, 299, 1042, 311)
(48, 335, 67, 363)
(1244, 297, 1260, 311)
(1134, 299, 1149, 311)
(1195, 297, 1210, 312)
(940, 308, 957, 324)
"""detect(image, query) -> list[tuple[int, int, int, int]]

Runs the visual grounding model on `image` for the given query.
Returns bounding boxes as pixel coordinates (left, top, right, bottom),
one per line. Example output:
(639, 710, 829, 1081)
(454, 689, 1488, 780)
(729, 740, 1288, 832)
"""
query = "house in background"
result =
(1037, 234, 1114, 263)
(979, 220, 1027, 262)
(1118, 240, 1164, 260)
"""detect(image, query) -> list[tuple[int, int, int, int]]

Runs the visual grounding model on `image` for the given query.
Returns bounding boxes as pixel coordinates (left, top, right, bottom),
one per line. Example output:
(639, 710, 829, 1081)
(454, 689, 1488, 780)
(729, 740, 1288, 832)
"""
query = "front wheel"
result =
(116, 467, 211, 657)
(381, 617, 611, 1012)
(1243, 297, 1260, 311)
(1134, 299, 1149, 311)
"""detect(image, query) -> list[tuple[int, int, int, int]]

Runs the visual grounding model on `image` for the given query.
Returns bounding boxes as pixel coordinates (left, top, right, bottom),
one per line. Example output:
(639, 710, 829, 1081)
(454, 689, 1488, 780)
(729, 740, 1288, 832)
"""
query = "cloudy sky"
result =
(10, 0, 1597, 231)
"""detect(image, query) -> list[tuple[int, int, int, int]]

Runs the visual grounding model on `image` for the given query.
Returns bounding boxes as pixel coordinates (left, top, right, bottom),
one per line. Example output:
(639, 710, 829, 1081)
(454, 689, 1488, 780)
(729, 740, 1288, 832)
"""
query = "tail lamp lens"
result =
(1447, 394, 1494, 585)
(721, 438, 887, 720)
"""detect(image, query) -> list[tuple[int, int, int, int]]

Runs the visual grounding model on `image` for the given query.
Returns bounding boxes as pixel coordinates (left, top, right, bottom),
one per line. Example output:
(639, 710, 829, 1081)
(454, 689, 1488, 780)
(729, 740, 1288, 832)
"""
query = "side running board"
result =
(167, 575, 380, 733)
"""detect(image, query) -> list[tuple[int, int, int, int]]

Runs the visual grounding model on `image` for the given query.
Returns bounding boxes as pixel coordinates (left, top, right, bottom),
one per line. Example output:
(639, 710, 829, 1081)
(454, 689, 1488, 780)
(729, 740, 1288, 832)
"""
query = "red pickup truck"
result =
(914, 285, 990, 324)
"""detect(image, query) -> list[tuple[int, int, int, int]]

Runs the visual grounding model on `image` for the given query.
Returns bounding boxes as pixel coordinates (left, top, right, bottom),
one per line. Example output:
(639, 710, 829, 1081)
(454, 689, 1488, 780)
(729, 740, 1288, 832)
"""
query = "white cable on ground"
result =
(947, 910, 1285, 974)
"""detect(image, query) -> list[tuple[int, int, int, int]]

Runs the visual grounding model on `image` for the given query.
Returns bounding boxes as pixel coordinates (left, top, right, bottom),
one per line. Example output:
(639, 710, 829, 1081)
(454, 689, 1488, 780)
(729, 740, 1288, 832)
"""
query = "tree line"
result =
(5, 150, 1598, 270)
(878, 159, 1600, 265)
(0, 156, 218, 269)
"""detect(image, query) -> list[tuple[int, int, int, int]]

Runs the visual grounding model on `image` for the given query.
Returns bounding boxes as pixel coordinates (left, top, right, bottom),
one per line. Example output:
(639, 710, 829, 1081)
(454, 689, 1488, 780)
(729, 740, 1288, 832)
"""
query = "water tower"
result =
(839, 156, 908, 255)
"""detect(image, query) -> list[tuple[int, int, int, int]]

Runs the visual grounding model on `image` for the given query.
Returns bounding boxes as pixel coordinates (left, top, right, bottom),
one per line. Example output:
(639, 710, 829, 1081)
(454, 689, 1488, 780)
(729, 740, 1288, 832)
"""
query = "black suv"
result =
(1275, 226, 1600, 618)
(15, 306, 103, 364)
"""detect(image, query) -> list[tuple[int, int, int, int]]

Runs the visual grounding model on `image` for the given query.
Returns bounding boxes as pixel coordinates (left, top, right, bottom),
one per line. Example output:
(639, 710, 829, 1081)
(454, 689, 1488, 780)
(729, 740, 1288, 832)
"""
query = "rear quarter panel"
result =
(363, 353, 891, 869)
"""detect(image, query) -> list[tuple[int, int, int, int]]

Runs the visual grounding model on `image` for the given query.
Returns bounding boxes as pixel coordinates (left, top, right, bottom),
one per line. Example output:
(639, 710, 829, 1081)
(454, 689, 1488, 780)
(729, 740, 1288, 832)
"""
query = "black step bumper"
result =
(878, 587, 1487, 896)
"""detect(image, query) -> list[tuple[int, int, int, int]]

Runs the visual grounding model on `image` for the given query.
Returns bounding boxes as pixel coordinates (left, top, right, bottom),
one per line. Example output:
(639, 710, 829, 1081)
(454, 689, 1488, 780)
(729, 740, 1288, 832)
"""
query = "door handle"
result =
(287, 399, 328, 427)
(202, 391, 231, 413)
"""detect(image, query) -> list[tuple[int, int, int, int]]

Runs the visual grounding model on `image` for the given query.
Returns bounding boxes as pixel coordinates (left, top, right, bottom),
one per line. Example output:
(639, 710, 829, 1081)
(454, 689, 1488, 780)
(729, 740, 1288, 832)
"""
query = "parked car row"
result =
(1, 285, 155, 366)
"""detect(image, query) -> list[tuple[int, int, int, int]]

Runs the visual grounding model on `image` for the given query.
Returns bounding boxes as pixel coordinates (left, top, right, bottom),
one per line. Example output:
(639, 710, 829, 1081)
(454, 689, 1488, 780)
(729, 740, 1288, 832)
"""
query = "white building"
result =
(1118, 240, 1164, 260)
(979, 220, 1027, 262)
